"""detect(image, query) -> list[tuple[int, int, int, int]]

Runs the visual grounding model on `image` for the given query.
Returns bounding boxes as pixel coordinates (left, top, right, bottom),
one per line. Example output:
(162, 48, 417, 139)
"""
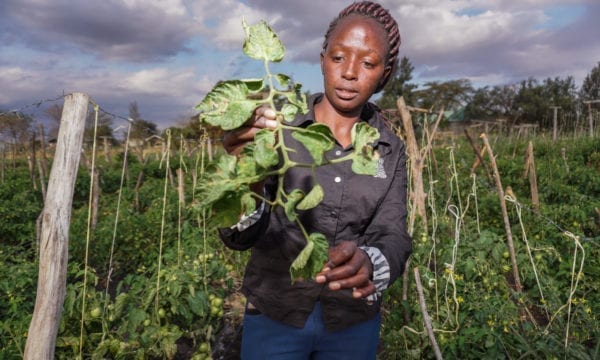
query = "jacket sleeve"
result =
(360, 143, 412, 284)
(218, 203, 270, 251)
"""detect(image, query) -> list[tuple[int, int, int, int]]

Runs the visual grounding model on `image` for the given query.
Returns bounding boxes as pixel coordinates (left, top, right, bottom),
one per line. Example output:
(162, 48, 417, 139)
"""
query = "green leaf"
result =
(254, 128, 279, 169)
(296, 184, 323, 210)
(284, 189, 304, 221)
(291, 124, 335, 165)
(242, 19, 285, 62)
(196, 80, 257, 130)
(290, 233, 328, 282)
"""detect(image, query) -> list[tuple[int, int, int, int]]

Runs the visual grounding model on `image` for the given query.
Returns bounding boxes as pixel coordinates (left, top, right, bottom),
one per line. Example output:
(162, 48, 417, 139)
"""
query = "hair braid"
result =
(322, 1, 401, 93)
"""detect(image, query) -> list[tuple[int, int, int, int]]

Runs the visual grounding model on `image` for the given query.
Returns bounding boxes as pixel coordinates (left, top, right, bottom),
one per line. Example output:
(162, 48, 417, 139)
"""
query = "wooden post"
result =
(1, 144, 5, 183)
(480, 133, 522, 293)
(550, 106, 560, 140)
(523, 142, 539, 209)
(102, 136, 112, 165)
(397, 97, 426, 232)
(37, 158, 47, 201)
(38, 123, 48, 176)
(24, 92, 89, 360)
(583, 100, 599, 138)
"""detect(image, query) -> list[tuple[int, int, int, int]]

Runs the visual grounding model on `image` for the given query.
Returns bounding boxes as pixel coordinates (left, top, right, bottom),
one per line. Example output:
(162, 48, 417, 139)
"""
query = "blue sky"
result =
(1, 0, 598, 129)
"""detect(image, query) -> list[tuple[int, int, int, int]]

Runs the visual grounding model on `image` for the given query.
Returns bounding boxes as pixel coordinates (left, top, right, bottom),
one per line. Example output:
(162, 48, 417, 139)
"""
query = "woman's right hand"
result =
(223, 106, 278, 155)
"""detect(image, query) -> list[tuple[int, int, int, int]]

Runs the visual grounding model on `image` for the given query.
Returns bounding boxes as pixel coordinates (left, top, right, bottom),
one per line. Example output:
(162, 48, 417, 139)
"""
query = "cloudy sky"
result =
(1, 0, 599, 129)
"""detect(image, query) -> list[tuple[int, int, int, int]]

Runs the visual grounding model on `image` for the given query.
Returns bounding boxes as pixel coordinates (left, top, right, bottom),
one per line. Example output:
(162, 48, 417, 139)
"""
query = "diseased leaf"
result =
(275, 73, 291, 88)
(290, 238, 314, 273)
(290, 233, 328, 282)
(351, 122, 379, 150)
(291, 124, 334, 165)
(350, 122, 380, 176)
(241, 192, 256, 216)
(242, 19, 285, 62)
(254, 128, 279, 169)
(280, 103, 300, 122)
(242, 78, 265, 92)
(284, 189, 304, 221)
(296, 184, 323, 210)
(196, 80, 255, 130)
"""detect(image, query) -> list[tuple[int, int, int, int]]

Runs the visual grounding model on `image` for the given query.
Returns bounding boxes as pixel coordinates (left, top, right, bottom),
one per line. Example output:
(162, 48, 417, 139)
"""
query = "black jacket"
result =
(219, 93, 412, 331)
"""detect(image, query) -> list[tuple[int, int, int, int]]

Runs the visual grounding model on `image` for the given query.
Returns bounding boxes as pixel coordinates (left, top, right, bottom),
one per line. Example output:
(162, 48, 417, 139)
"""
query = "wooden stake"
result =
(24, 92, 89, 359)
(480, 133, 522, 292)
(177, 168, 185, 207)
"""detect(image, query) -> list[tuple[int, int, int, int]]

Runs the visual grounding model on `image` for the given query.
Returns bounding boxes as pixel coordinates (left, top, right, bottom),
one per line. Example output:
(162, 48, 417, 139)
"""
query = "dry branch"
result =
(414, 267, 443, 360)
(480, 133, 522, 292)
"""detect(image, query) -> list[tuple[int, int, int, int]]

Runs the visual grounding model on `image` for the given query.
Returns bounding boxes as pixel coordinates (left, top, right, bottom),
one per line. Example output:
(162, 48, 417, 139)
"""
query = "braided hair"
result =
(322, 1, 401, 93)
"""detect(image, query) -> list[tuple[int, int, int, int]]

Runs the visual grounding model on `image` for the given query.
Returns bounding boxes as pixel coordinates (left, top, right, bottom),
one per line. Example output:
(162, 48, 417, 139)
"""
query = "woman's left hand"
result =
(315, 241, 376, 298)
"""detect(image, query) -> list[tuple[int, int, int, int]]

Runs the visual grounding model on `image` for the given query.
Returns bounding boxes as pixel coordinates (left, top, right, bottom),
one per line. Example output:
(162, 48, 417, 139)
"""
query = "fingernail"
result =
(352, 291, 362, 298)
(265, 119, 278, 129)
(264, 109, 276, 118)
(321, 267, 330, 272)
(329, 282, 341, 290)
(315, 275, 326, 283)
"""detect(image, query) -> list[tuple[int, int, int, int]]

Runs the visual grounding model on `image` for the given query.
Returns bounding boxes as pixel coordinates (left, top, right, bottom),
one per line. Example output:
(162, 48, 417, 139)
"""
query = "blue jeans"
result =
(241, 302, 381, 360)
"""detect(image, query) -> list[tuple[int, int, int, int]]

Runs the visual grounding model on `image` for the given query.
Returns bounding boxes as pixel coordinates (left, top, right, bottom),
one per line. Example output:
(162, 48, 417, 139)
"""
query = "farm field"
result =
(0, 130, 598, 359)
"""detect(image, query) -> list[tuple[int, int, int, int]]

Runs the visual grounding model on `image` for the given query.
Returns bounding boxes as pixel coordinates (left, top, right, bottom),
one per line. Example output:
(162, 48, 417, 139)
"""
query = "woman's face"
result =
(321, 15, 389, 116)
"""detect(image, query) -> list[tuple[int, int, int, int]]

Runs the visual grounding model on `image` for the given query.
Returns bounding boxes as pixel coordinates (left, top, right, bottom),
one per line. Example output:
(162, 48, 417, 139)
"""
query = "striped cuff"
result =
(232, 201, 265, 232)
(359, 246, 391, 302)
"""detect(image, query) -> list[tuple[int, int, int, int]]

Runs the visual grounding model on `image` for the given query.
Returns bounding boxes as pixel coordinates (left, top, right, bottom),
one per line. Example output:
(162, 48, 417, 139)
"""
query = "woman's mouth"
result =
(335, 88, 358, 100)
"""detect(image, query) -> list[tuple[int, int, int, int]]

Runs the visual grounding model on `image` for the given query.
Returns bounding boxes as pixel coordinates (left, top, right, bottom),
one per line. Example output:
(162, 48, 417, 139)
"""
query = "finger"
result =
(352, 281, 376, 299)
(223, 126, 261, 155)
(325, 241, 357, 269)
(326, 264, 371, 290)
(253, 116, 278, 130)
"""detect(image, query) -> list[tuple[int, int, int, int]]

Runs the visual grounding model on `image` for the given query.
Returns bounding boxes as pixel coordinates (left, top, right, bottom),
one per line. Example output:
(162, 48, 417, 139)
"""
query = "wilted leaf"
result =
(242, 19, 285, 62)
(284, 189, 304, 221)
(296, 184, 323, 210)
(290, 233, 328, 282)
(275, 73, 291, 88)
(291, 124, 335, 165)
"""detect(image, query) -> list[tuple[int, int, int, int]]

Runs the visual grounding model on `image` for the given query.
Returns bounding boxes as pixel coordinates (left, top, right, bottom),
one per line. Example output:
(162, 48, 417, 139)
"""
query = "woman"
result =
(221, 2, 412, 358)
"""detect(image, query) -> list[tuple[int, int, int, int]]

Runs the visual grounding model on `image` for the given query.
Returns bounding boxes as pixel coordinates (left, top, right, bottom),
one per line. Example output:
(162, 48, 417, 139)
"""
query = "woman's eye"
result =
(363, 62, 374, 69)
(332, 56, 343, 62)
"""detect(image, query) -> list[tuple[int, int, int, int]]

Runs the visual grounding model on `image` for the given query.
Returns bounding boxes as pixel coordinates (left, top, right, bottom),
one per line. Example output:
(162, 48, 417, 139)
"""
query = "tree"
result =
(580, 61, 600, 101)
(464, 84, 518, 121)
(414, 79, 473, 112)
(128, 101, 158, 142)
(377, 56, 418, 109)
(0, 111, 33, 148)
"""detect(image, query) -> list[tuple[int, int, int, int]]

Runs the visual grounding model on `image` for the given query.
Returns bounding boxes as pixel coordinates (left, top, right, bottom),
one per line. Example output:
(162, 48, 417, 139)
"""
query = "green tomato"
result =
(158, 308, 167, 318)
(211, 297, 223, 307)
(143, 319, 151, 327)
(90, 307, 101, 318)
(199, 342, 210, 353)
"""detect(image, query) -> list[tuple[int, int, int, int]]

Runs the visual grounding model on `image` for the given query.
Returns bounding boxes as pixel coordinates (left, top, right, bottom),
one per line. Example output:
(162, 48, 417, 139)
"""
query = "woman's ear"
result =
(379, 64, 393, 88)
(320, 51, 325, 74)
